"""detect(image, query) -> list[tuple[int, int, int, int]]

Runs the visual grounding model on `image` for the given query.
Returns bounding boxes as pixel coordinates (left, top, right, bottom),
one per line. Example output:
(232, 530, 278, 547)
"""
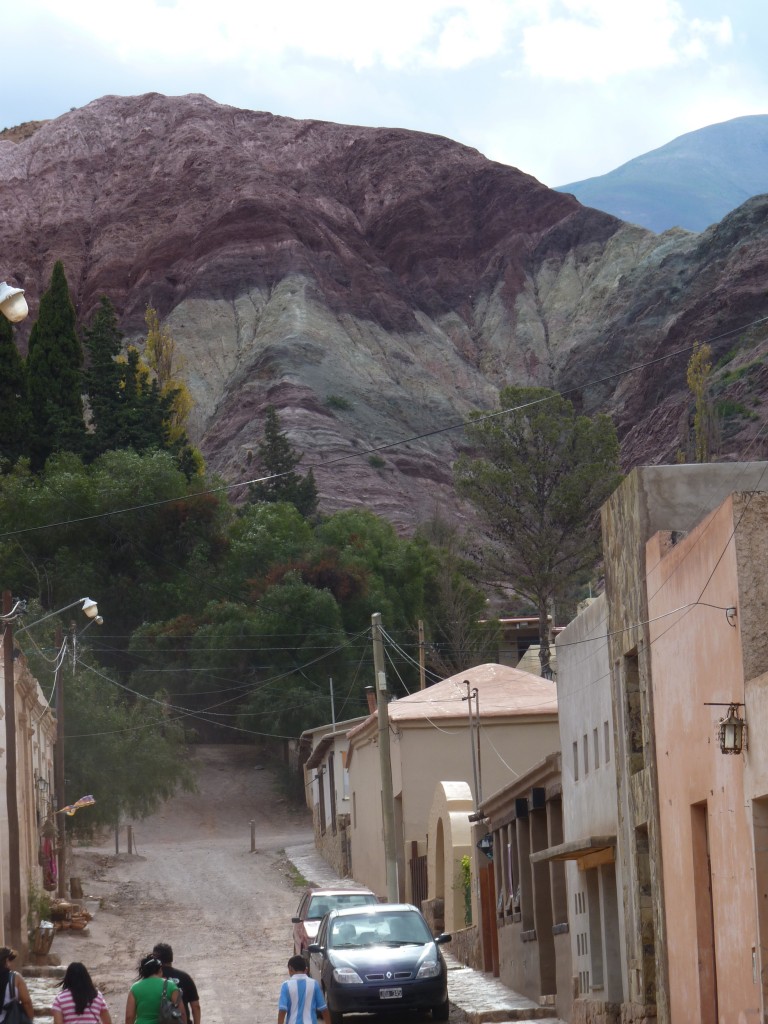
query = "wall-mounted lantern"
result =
(476, 833, 493, 861)
(718, 703, 746, 755)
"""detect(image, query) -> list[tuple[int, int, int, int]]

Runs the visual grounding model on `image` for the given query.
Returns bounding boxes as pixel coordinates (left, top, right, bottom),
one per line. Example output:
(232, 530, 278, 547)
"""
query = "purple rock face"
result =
(3, 93, 767, 530)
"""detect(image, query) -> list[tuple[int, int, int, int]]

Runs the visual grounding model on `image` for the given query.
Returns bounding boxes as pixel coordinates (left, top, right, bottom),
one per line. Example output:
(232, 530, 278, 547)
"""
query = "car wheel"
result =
(431, 999, 450, 1021)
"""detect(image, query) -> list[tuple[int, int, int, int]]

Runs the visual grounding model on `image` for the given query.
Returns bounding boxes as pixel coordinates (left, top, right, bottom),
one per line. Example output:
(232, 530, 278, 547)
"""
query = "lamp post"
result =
(50, 599, 100, 897)
(0, 282, 28, 323)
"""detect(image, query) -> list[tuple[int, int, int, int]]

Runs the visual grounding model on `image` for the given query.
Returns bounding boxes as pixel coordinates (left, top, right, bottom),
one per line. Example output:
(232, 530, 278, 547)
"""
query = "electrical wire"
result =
(2, 311, 767, 543)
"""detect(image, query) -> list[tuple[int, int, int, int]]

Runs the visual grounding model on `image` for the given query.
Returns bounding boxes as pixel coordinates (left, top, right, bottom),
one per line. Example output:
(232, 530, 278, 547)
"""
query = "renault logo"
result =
(386, 971, 392, 979)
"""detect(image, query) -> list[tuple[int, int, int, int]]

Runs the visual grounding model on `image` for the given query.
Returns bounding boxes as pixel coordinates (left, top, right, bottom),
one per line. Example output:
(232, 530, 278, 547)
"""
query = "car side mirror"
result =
(307, 943, 322, 953)
(291, 917, 301, 923)
(435, 933, 452, 945)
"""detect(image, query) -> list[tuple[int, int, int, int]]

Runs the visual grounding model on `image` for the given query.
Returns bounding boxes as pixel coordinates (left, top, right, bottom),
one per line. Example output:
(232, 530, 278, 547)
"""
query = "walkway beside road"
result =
(285, 843, 567, 1024)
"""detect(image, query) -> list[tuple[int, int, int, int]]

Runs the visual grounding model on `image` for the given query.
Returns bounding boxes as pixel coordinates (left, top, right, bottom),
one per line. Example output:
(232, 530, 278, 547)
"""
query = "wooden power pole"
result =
(371, 612, 399, 903)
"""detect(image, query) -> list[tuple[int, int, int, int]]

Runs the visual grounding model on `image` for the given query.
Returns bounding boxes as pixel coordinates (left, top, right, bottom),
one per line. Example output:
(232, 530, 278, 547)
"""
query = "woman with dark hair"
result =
(125, 955, 184, 1024)
(0, 947, 34, 1024)
(52, 962, 111, 1024)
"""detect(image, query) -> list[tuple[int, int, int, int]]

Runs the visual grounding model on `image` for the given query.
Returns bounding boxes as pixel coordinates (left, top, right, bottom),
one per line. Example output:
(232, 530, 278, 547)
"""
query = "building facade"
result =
(1, 650, 57, 952)
(598, 462, 768, 1024)
(346, 664, 560, 912)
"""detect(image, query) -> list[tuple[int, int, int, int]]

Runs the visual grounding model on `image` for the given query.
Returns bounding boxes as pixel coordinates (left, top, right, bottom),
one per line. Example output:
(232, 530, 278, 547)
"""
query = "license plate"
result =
(379, 988, 402, 1000)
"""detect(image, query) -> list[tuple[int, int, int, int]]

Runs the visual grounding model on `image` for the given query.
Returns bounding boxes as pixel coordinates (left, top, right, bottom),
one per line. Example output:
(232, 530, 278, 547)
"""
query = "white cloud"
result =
(24, 0, 519, 71)
(520, 1, 733, 83)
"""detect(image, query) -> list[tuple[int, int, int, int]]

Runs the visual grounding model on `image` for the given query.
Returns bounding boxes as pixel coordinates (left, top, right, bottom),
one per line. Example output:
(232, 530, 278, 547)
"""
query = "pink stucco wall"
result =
(646, 496, 761, 1023)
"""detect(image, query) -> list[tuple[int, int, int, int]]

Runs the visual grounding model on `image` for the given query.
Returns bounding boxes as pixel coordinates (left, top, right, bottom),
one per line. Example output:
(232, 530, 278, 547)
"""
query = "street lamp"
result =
(0, 282, 28, 323)
(718, 704, 747, 755)
(15, 597, 100, 635)
(51, 599, 101, 897)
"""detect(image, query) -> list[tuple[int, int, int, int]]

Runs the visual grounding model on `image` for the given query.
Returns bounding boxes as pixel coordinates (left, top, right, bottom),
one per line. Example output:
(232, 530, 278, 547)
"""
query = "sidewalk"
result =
(284, 843, 566, 1024)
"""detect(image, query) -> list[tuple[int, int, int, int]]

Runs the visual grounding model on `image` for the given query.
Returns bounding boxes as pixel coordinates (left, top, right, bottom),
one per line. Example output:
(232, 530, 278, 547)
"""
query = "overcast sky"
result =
(3, 0, 765, 186)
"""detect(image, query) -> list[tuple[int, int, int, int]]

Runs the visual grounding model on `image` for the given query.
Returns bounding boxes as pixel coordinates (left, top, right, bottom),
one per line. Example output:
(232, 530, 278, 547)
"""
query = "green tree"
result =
(0, 449, 230, 664)
(416, 516, 499, 677)
(454, 386, 622, 675)
(219, 502, 314, 598)
(248, 406, 318, 517)
(21, 640, 194, 837)
(0, 317, 30, 469)
(236, 575, 353, 736)
(26, 261, 85, 468)
(314, 509, 428, 644)
(83, 296, 124, 452)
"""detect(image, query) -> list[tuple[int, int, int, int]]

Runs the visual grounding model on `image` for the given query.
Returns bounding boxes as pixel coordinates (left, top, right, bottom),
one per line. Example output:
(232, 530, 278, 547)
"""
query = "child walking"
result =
(277, 956, 329, 1024)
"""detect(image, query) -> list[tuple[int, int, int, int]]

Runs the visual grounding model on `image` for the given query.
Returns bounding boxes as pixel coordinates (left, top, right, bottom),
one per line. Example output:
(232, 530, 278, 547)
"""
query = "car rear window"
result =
(307, 893, 376, 918)
(330, 910, 432, 945)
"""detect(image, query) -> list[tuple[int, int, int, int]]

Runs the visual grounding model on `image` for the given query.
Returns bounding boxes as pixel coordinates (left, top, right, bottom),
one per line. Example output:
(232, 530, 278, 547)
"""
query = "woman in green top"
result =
(125, 955, 184, 1024)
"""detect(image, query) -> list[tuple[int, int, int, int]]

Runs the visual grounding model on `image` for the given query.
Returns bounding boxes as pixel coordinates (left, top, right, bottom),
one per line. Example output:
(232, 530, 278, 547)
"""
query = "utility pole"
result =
(417, 619, 426, 691)
(2, 590, 22, 948)
(54, 624, 67, 898)
(474, 687, 483, 806)
(463, 681, 480, 810)
(371, 612, 398, 903)
(329, 677, 336, 730)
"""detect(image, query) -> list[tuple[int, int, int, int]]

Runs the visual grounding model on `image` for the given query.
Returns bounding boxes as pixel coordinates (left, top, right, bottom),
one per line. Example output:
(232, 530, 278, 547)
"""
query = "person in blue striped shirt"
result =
(277, 956, 329, 1024)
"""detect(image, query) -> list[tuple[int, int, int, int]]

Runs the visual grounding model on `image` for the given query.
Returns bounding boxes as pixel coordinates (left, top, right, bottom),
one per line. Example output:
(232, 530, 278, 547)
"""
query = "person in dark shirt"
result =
(151, 945, 199, 1024)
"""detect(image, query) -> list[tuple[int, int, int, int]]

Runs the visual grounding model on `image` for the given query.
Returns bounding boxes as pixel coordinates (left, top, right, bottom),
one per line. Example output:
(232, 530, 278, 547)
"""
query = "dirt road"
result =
(65, 745, 314, 1024)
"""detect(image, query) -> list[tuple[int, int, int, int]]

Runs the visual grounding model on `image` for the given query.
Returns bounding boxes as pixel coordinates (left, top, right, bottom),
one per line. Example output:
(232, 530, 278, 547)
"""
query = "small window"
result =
(352, 791, 357, 828)
(593, 727, 600, 769)
(583, 734, 589, 775)
(604, 720, 611, 762)
(573, 741, 579, 781)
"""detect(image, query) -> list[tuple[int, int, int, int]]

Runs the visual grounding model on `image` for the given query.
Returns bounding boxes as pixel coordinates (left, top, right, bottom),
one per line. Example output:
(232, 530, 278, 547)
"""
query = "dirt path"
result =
(62, 745, 313, 1024)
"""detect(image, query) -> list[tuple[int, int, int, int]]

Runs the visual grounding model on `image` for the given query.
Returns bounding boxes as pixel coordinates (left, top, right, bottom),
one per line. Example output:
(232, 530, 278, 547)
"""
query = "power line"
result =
(2, 311, 767, 542)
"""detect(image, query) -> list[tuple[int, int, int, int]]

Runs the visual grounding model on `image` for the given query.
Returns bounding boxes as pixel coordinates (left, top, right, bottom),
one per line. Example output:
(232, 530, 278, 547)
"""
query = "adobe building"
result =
(599, 462, 768, 1024)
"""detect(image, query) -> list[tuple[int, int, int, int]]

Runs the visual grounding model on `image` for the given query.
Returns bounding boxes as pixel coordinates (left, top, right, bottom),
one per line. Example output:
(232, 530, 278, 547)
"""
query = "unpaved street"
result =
(59, 744, 466, 1024)
(65, 745, 314, 1024)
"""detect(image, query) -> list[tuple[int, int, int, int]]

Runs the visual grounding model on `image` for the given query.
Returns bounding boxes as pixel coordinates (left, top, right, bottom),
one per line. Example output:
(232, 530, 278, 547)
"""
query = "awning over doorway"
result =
(530, 834, 616, 871)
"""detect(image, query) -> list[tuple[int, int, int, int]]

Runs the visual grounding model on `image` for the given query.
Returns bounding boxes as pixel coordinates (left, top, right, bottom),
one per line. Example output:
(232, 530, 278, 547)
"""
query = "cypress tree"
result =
(26, 261, 85, 468)
(84, 296, 124, 455)
(0, 316, 30, 468)
(249, 406, 319, 517)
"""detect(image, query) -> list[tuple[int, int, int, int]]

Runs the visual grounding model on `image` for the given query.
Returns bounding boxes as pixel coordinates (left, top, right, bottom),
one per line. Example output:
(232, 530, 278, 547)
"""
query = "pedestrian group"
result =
(1, 941, 330, 1024)
(0, 943, 202, 1024)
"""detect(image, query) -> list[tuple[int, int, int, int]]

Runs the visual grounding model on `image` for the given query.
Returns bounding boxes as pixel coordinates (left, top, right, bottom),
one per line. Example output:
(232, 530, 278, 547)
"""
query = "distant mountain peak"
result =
(555, 114, 768, 233)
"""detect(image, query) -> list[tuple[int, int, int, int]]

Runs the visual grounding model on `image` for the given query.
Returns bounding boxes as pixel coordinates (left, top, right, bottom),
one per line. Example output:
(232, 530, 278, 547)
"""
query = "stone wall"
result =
(446, 924, 482, 971)
(313, 811, 351, 878)
(570, 998, 623, 1024)
(571, 996, 657, 1024)
(421, 897, 445, 934)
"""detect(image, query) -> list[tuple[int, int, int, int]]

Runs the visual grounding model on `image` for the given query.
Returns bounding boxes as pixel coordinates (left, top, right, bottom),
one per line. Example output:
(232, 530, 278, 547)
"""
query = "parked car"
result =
(307, 902, 451, 1023)
(292, 887, 378, 959)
